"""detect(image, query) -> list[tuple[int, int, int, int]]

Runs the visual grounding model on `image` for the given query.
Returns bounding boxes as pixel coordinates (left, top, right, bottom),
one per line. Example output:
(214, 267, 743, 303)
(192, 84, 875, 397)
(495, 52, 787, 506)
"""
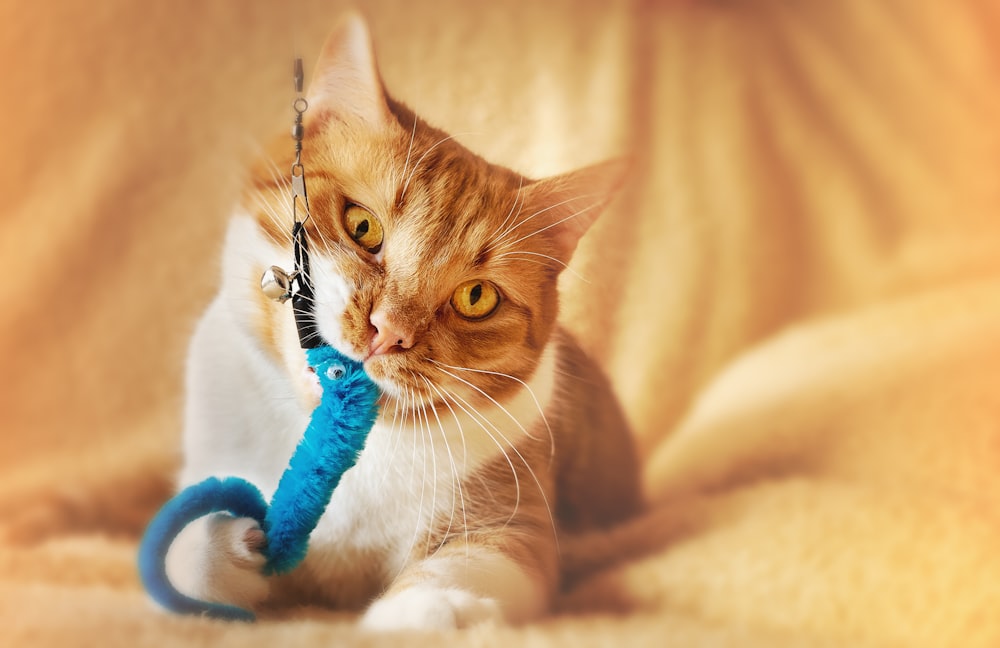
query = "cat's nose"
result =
(368, 310, 415, 358)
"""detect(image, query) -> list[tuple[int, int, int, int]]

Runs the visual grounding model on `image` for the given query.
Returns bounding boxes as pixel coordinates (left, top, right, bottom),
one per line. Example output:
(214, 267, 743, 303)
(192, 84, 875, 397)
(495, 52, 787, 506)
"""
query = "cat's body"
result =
(166, 14, 641, 630)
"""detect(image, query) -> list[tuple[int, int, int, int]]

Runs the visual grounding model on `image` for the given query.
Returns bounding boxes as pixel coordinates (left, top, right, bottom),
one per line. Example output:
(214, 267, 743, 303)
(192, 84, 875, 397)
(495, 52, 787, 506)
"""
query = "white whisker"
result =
(420, 374, 468, 551)
(431, 362, 551, 456)
(393, 385, 429, 583)
(397, 112, 419, 191)
(432, 369, 559, 547)
(494, 251, 590, 284)
(434, 385, 523, 531)
(485, 193, 598, 253)
(486, 176, 525, 247)
(375, 388, 406, 491)
(497, 202, 601, 252)
(435, 358, 554, 467)
(418, 386, 441, 560)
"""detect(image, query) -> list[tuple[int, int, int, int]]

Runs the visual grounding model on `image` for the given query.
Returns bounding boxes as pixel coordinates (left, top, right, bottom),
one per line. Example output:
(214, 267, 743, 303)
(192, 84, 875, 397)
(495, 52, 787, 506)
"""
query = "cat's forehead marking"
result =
(392, 197, 496, 277)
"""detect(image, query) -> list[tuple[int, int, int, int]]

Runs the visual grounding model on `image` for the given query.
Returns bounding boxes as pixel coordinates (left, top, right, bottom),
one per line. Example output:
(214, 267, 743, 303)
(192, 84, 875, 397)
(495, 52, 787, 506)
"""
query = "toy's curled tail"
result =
(138, 345, 380, 622)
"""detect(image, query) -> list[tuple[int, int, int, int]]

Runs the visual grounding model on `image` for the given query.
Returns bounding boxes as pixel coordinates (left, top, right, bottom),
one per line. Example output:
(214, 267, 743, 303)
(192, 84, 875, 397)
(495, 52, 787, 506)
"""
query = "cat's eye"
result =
(451, 280, 500, 320)
(343, 204, 383, 254)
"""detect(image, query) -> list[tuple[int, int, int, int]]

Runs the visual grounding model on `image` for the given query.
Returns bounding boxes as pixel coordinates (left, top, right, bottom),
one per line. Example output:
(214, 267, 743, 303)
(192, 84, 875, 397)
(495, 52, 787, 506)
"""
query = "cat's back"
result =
(549, 328, 645, 533)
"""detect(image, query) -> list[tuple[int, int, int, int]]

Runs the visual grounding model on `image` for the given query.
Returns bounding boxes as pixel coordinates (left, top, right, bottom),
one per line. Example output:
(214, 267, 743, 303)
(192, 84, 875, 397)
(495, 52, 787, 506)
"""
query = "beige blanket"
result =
(4, 1, 1000, 645)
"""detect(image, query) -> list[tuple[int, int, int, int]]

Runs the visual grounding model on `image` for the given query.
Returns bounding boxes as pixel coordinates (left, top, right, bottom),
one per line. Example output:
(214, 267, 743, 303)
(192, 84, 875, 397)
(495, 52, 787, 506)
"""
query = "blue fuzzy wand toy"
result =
(138, 58, 379, 622)
(137, 346, 379, 622)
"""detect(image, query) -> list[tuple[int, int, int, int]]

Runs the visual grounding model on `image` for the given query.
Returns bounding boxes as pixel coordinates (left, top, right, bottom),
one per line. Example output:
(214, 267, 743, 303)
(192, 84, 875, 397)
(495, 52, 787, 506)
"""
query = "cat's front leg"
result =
(164, 512, 270, 611)
(360, 541, 554, 631)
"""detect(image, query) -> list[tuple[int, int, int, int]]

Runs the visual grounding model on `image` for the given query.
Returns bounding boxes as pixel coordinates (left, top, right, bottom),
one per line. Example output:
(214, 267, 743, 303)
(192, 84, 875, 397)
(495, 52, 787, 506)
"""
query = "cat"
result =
(164, 12, 642, 631)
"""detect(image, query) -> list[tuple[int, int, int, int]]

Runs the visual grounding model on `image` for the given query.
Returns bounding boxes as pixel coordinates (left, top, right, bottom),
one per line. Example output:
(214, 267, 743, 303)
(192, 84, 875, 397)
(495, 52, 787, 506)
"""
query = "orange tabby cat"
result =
(165, 13, 641, 630)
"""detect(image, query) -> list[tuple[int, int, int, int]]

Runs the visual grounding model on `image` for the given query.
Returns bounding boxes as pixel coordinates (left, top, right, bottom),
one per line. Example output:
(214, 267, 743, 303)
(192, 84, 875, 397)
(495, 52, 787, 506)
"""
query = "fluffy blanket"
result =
(3, 1, 1000, 645)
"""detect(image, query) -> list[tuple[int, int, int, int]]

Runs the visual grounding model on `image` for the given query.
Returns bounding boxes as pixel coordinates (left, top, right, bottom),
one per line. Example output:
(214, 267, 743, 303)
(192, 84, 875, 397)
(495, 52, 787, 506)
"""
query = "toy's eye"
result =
(343, 204, 383, 254)
(326, 363, 346, 381)
(451, 280, 500, 320)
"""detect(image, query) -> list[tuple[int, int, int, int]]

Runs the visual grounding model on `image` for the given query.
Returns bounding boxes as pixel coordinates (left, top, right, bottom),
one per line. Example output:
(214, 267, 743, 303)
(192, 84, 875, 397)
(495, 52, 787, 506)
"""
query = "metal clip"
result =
(291, 164, 309, 224)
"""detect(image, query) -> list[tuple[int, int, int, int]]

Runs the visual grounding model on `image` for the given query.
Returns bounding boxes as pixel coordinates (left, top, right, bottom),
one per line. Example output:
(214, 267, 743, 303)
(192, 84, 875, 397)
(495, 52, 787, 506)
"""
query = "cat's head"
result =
(243, 14, 623, 413)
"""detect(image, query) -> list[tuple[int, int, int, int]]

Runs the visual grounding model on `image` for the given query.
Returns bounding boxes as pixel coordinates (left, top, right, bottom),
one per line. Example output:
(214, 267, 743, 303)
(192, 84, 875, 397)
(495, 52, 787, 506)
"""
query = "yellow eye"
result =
(343, 204, 383, 254)
(451, 280, 500, 320)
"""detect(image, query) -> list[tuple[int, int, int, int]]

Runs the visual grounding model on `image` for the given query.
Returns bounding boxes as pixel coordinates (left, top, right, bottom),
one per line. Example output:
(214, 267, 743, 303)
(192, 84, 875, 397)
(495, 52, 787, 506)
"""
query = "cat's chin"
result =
(367, 375, 432, 409)
(372, 389, 440, 419)
(361, 364, 440, 414)
(362, 355, 409, 391)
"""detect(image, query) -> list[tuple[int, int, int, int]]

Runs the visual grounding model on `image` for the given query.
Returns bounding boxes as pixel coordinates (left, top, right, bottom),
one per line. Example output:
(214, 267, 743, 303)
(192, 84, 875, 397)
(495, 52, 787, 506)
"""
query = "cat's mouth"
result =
(364, 354, 418, 397)
(370, 377, 442, 416)
(362, 354, 451, 414)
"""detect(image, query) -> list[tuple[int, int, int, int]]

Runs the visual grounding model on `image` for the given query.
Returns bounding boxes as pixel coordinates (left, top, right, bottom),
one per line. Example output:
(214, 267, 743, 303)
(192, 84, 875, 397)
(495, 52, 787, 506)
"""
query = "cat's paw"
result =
(165, 513, 270, 610)
(360, 585, 503, 632)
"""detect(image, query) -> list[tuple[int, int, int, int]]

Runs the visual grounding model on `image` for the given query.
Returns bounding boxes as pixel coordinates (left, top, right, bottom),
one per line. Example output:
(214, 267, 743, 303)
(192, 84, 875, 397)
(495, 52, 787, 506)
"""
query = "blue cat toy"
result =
(138, 345, 380, 621)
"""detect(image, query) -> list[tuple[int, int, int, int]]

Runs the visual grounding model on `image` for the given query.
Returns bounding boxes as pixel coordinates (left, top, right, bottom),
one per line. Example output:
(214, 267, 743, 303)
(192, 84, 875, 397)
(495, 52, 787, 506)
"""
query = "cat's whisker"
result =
(262, 153, 294, 195)
(396, 112, 419, 193)
(496, 202, 602, 253)
(306, 212, 340, 258)
(486, 176, 525, 248)
(430, 359, 555, 465)
(254, 159, 292, 221)
(494, 250, 570, 271)
(375, 383, 406, 492)
(413, 384, 433, 560)
(433, 386, 523, 532)
(419, 374, 468, 550)
(250, 193, 295, 248)
(392, 385, 430, 584)
(493, 251, 591, 284)
(484, 193, 598, 253)
(417, 384, 442, 561)
(430, 363, 544, 445)
(420, 373, 470, 474)
(259, 158, 295, 216)
(420, 372, 475, 553)
(438, 383, 558, 546)
(261, 203, 294, 245)
(261, 190, 290, 213)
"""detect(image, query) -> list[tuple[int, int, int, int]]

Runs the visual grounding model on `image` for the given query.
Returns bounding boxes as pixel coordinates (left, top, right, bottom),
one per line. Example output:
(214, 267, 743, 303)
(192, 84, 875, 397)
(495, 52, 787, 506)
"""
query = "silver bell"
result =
(261, 265, 294, 303)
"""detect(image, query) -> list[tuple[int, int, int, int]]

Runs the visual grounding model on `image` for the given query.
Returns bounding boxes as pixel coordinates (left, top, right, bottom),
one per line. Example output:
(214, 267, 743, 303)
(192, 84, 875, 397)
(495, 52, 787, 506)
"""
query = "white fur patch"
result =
(360, 585, 503, 631)
(360, 546, 546, 631)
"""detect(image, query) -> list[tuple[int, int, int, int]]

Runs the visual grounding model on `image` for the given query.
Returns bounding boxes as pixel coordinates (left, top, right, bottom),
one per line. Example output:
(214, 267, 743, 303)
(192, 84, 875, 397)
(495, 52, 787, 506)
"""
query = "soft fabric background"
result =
(3, 1, 1000, 646)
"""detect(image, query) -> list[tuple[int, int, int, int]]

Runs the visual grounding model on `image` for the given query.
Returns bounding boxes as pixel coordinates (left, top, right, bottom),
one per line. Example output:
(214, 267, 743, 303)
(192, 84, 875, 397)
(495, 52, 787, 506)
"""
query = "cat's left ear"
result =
(306, 12, 392, 127)
(522, 158, 629, 263)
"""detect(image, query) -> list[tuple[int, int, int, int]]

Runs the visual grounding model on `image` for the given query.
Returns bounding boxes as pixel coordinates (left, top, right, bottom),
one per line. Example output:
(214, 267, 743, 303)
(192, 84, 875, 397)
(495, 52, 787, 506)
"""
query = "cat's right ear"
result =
(307, 12, 392, 127)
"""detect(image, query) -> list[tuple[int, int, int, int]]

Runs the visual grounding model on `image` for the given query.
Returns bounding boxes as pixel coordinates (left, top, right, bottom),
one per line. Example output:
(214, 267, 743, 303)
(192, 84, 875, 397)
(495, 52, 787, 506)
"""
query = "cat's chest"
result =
(311, 421, 460, 555)
(289, 370, 555, 586)
(296, 349, 557, 561)
(283, 415, 505, 603)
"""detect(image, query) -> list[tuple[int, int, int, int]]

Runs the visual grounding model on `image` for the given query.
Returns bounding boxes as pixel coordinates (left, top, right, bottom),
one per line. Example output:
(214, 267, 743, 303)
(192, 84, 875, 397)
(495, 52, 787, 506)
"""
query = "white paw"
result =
(360, 586, 504, 632)
(165, 513, 270, 610)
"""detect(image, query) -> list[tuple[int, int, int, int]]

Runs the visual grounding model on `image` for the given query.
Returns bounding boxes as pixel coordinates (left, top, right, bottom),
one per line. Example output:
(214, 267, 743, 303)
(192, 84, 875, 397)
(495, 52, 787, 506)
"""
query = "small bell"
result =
(261, 265, 294, 303)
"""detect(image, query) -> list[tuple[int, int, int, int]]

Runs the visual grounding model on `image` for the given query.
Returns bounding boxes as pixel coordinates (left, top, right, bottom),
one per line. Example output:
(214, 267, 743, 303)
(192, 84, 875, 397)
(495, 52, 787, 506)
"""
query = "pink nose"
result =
(368, 310, 415, 358)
